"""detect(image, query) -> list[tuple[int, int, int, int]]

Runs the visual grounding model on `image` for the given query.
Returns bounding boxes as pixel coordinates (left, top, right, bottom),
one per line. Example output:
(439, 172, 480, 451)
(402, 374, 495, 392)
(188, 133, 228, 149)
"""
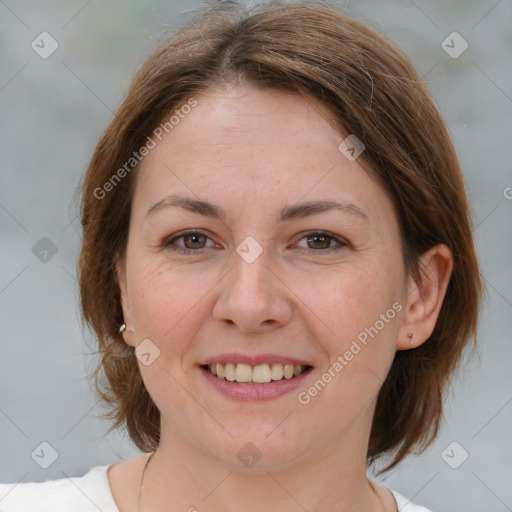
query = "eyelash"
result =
(163, 229, 348, 255)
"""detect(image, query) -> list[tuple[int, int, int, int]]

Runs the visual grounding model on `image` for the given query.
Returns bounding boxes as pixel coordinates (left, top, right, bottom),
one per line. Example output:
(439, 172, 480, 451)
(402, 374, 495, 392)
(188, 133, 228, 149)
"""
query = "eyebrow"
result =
(145, 195, 369, 223)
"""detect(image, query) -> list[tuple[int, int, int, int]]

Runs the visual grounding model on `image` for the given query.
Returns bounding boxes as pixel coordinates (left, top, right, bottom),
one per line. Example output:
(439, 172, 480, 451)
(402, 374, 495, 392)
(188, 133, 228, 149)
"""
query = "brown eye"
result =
(181, 232, 207, 249)
(306, 233, 331, 249)
(164, 230, 214, 253)
(296, 231, 347, 253)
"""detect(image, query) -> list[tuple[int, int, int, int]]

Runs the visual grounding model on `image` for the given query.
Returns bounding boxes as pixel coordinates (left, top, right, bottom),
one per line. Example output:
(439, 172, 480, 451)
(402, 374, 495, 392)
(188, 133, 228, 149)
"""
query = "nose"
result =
(212, 245, 293, 333)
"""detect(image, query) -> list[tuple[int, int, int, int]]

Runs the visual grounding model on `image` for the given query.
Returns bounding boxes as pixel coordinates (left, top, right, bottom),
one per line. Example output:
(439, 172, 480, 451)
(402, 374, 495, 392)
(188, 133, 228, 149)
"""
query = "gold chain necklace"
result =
(137, 452, 397, 512)
(137, 452, 155, 512)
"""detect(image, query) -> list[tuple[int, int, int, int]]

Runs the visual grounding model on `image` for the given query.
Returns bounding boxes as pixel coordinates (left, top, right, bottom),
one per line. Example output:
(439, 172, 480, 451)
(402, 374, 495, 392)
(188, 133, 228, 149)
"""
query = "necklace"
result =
(137, 452, 397, 512)
(137, 452, 155, 512)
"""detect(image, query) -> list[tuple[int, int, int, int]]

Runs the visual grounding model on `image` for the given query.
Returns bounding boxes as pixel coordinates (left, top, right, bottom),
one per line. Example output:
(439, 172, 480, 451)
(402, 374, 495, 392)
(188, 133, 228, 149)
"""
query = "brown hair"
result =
(78, 1, 482, 472)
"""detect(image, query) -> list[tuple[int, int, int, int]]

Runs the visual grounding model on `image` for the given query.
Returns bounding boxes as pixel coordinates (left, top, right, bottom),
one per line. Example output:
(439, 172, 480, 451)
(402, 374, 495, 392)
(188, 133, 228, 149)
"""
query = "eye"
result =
(164, 230, 216, 253)
(163, 229, 348, 255)
(294, 231, 347, 253)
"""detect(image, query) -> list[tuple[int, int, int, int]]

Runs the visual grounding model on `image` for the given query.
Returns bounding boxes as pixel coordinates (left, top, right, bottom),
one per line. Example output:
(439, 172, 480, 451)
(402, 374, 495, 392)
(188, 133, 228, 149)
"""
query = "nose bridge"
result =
(213, 237, 292, 331)
(229, 239, 275, 304)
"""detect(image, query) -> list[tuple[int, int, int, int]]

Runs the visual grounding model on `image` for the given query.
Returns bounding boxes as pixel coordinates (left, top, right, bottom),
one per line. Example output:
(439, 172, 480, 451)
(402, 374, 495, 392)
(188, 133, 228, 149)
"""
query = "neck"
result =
(139, 419, 386, 512)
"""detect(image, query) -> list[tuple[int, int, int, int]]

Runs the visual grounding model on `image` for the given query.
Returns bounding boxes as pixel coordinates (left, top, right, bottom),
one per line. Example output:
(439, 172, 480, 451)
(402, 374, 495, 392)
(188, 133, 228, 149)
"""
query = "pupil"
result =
(309, 234, 329, 249)
(187, 234, 204, 248)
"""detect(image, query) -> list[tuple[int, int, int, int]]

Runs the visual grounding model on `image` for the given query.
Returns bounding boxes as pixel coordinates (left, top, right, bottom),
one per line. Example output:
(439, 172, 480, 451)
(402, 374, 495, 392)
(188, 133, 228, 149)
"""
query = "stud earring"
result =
(407, 332, 414, 345)
(119, 323, 135, 334)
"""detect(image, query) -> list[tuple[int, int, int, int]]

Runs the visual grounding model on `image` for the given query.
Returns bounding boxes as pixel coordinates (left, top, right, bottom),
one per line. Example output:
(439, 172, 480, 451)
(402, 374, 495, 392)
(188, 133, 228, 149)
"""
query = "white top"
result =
(0, 464, 434, 511)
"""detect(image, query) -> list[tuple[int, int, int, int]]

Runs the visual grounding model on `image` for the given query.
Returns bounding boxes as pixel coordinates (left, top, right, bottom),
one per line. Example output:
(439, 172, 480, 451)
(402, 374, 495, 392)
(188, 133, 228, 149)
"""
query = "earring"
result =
(119, 323, 134, 334)
(407, 332, 414, 345)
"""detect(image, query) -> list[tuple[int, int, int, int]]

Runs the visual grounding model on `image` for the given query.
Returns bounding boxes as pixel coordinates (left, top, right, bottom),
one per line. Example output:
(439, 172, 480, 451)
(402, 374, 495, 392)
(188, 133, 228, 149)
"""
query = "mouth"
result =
(198, 353, 314, 400)
(201, 362, 313, 385)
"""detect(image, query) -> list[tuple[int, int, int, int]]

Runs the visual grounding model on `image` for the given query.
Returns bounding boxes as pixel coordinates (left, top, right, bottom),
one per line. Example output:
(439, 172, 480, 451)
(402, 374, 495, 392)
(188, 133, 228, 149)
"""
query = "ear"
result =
(116, 257, 136, 348)
(397, 244, 453, 350)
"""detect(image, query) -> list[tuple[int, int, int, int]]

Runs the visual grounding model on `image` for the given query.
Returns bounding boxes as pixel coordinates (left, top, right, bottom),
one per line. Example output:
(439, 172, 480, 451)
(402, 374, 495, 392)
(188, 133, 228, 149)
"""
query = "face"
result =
(117, 83, 410, 471)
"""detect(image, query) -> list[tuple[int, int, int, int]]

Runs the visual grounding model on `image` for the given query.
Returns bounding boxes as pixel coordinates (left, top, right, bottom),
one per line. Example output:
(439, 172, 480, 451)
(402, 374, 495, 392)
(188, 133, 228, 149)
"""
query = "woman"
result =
(0, 1, 482, 511)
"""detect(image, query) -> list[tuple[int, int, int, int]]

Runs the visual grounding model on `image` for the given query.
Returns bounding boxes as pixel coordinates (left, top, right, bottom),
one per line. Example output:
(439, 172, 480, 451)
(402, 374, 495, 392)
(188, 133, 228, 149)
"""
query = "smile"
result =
(199, 359, 313, 401)
(204, 362, 311, 384)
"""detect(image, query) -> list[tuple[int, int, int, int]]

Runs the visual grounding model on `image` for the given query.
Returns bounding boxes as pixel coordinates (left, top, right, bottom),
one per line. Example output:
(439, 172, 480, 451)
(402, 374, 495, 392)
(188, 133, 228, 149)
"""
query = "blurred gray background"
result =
(1, 0, 511, 510)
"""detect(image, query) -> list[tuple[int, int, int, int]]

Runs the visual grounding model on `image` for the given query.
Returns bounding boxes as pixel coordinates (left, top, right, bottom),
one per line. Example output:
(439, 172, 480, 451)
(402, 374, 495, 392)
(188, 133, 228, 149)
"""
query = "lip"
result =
(200, 352, 312, 367)
(199, 365, 313, 401)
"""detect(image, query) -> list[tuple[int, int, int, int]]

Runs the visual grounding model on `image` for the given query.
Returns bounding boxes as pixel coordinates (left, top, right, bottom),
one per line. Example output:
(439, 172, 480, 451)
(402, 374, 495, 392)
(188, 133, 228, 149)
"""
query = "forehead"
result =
(132, 83, 395, 228)
(151, 84, 342, 159)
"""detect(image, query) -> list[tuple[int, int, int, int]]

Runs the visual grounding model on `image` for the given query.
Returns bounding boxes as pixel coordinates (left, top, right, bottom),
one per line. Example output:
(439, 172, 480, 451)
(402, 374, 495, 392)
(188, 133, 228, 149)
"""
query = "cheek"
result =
(291, 263, 404, 433)
(127, 257, 204, 336)
(304, 262, 401, 335)
(299, 260, 403, 379)
(126, 260, 202, 406)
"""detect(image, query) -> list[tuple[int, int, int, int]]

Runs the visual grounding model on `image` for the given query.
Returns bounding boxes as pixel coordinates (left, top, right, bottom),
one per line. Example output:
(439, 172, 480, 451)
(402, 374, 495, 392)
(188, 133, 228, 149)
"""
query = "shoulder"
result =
(389, 488, 435, 512)
(0, 465, 119, 512)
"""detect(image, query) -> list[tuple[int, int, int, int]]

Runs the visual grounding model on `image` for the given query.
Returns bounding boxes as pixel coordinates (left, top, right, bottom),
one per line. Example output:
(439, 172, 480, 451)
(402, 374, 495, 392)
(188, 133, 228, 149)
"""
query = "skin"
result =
(110, 82, 453, 512)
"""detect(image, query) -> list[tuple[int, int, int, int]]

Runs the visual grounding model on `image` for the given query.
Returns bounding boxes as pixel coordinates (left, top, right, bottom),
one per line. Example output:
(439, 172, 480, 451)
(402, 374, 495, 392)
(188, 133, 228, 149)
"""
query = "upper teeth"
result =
(208, 363, 306, 384)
